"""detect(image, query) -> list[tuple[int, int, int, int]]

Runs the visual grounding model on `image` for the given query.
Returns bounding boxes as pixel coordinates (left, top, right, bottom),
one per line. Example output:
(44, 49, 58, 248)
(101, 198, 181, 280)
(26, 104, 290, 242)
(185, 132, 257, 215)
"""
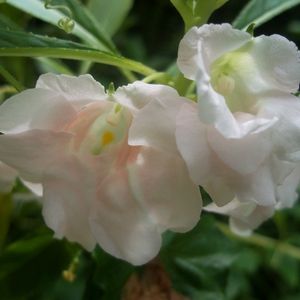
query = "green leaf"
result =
(88, 0, 133, 36)
(0, 194, 13, 248)
(0, 29, 156, 76)
(92, 248, 135, 300)
(0, 235, 73, 299)
(5, 0, 114, 52)
(233, 0, 300, 30)
(160, 216, 239, 297)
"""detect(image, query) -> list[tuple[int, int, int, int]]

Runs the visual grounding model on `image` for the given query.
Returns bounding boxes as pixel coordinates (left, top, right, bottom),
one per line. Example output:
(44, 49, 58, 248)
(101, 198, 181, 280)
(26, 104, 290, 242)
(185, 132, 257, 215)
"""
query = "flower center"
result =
(210, 50, 258, 112)
(86, 103, 128, 155)
(66, 102, 130, 156)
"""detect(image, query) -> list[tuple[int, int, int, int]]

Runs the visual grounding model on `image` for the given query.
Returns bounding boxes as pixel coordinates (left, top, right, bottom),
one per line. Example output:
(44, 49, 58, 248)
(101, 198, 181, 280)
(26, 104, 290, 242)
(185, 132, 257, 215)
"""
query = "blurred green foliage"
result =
(0, 0, 300, 299)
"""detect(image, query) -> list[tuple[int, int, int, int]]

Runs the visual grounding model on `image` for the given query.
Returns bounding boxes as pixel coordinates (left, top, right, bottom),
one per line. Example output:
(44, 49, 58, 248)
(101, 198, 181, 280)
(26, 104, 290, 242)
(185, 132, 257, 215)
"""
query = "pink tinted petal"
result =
(115, 81, 179, 113)
(36, 74, 106, 108)
(175, 103, 212, 184)
(89, 168, 161, 265)
(42, 156, 96, 251)
(0, 89, 76, 133)
(128, 96, 185, 154)
(127, 147, 202, 233)
(0, 130, 72, 182)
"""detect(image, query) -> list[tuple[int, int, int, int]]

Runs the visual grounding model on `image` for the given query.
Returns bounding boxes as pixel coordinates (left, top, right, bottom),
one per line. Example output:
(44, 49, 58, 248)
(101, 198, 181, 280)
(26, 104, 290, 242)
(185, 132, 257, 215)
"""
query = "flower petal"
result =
(205, 198, 275, 236)
(175, 103, 212, 184)
(0, 89, 76, 134)
(177, 24, 251, 80)
(89, 167, 161, 265)
(207, 118, 272, 175)
(0, 130, 72, 182)
(115, 81, 180, 113)
(36, 73, 106, 107)
(235, 163, 277, 206)
(250, 35, 300, 93)
(128, 94, 186, 154)
(128, 147, 202, 233)
(259, 92, 300, 161)
(42, 156, 96, 251)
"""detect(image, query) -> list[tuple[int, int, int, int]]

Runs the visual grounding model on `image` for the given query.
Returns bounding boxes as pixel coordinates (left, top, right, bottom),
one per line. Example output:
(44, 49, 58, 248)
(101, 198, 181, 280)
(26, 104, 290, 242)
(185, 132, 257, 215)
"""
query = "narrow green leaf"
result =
(233, 0, 300, 30)
(0, 64, 25, 91)
(87, 0, 133, 36)
(0, 29, 156, 76)
(5, 0, 114, 52)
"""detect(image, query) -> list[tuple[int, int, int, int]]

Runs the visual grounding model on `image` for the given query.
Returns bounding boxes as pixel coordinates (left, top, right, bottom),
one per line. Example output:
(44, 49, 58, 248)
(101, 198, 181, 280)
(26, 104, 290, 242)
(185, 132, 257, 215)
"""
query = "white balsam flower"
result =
(176, 23, 300, 234)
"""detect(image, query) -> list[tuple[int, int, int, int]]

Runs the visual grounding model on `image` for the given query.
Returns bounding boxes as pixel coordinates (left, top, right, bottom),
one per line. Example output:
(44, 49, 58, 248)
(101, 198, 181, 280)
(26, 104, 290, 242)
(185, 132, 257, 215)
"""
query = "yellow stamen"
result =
(101, 131, 114, 147)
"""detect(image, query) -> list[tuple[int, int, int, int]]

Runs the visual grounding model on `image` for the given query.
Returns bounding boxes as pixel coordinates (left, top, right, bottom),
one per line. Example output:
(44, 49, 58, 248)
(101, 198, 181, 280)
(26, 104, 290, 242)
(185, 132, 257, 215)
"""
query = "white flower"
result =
(175, 23, 300, 231)
(0, 74, 201, 265)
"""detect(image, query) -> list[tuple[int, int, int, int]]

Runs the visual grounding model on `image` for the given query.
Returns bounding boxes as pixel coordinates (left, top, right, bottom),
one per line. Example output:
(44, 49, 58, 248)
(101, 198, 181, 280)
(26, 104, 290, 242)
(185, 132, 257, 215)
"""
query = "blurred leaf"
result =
(0, 194, 12, 248)
(92, 248, 135, 300)
(0, 12, 21, 30)
(0, 234, 74, 299)
(271, 253, 300, 287)
(233, 0, 300, 30)
(160, 215, 239, 298)
(0, 29, 155, 76)
(5, 0, 114, 52)
(88, 0, 133, 36)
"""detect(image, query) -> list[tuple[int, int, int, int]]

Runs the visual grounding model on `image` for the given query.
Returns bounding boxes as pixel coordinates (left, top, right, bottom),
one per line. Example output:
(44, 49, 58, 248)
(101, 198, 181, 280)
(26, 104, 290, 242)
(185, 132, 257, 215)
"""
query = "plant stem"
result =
(0, 48, 156, 76)
(217, 222, 300, 260)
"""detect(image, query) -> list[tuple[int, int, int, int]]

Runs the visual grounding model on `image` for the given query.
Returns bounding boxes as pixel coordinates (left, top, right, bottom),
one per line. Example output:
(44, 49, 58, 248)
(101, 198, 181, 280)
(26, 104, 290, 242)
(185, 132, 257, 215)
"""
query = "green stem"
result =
(0, 48, 156, 76)
(217, 222, 300, 260)
(174, 73, 193, 96)
(0, 65, 25, 92)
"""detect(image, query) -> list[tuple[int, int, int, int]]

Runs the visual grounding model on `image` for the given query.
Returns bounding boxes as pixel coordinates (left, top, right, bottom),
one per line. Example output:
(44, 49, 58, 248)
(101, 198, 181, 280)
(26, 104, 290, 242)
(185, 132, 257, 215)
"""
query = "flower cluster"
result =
(0, 23, 299, 264)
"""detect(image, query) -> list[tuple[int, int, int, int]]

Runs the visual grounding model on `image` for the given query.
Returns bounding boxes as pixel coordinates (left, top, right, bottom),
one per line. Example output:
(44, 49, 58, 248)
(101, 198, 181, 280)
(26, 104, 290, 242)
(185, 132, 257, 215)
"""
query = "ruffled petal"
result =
(277, 165, 300, 209)
(89, 167, 161, 265)
(115, 81, 179, 113)
(42, 156, 96, 251)
(234, 163, 277, 206)
(207, 117, 272, 175)
(249, 35, 300, 93)
(127, 147, 202, 233)
(205, 198, 275, 236)
(175, 103, 212, 184)
(259, 92, 300, 161)
(128, 94, 186, 154)
(36, 73, 106, 108)
(177, 24, 251, 80)
(0, 130, 72, 182)
(0, 89, 76, 134)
